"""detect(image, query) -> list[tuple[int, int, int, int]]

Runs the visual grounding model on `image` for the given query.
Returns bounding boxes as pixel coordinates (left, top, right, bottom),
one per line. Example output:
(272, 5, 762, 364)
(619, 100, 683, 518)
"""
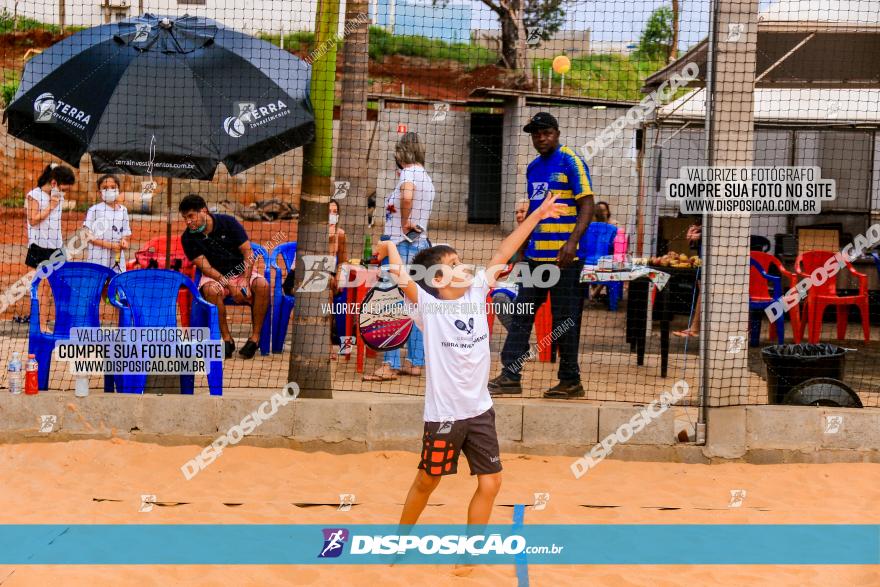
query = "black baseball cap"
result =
(523, 112, 559, 133)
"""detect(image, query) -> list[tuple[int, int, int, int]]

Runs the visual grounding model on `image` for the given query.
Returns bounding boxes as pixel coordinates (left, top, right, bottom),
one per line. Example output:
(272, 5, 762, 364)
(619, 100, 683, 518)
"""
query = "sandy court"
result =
(0, 440, 876, 586)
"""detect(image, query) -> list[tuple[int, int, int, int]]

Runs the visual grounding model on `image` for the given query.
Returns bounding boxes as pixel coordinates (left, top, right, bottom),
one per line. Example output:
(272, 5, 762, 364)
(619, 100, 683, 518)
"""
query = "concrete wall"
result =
(5, 393, 878, 465)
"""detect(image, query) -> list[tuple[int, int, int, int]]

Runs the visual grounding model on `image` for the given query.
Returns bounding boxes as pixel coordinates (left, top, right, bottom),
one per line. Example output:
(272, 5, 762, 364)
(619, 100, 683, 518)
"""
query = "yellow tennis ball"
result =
(552, 55, 571, 75)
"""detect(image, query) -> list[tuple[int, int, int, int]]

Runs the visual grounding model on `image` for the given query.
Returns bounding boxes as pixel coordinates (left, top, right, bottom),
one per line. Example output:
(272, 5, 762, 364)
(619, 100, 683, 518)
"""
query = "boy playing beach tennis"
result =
(374, 194, 564, 529)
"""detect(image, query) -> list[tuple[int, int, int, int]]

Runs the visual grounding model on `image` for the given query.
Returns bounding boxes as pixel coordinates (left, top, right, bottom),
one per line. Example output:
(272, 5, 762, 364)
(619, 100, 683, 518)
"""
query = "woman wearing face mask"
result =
(83, 174, 131, 273)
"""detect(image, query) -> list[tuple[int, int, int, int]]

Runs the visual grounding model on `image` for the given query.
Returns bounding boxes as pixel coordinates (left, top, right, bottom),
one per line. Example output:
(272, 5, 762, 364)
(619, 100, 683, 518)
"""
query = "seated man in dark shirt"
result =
(179, 194, 270, 359)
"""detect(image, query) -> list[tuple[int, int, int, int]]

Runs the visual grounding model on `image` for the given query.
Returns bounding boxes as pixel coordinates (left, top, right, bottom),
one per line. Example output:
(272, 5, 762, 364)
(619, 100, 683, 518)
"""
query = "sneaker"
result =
(238, 339, 259, 359)
(543, 380, 585, 399)
(224, 340, 235, 359)
(488, 373, 522, 396)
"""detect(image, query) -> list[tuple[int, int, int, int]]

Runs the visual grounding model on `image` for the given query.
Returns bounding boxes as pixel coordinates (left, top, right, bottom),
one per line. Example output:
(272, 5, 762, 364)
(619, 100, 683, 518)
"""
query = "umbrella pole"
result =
(165, 178, 173, 268)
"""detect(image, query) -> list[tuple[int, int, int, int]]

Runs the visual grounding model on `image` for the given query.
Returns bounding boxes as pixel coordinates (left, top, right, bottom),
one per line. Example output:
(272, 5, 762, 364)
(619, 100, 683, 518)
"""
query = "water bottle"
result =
(75, 376, 90, 398)
(7, 352, 22, 395)
(25, 354, 38, 395)
(613, 230, 629, 262)
(362, 235, 372, 265)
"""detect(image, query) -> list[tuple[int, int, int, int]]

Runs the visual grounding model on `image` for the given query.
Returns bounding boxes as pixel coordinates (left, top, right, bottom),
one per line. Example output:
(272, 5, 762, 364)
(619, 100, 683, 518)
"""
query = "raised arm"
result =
(375, 240, 419, 303)
(485, 194, 565, 288)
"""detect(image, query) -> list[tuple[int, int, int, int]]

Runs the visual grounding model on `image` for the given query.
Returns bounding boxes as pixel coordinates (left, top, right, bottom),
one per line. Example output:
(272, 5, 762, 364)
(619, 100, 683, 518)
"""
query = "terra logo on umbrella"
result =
(223, 99, 292, 139)
(32, 92, 92, 129)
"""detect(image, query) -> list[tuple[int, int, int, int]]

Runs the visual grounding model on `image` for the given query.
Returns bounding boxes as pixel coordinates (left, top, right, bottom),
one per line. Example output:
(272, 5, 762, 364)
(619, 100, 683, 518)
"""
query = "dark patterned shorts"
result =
(419, 408, 502, 476)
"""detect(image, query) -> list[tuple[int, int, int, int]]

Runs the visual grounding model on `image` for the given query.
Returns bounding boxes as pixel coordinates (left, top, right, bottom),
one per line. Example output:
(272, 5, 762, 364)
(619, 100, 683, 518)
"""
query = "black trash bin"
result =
(761, 344, 847, 404)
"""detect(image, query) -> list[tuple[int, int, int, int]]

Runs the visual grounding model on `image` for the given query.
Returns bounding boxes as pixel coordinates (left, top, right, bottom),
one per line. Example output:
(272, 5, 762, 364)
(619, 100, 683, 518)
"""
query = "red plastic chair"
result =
(534, 299, 553, 362)
(127, 236, 195, 327)
(795, 250, 870, 344)
(749, 251, 802, 344)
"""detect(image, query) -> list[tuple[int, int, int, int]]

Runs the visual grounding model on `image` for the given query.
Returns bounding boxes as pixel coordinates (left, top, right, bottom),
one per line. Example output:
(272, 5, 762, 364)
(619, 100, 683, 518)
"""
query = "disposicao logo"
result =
(318, 528, 349, 558)
(348, 534, 527, 555)
(317, 529, 529, 559)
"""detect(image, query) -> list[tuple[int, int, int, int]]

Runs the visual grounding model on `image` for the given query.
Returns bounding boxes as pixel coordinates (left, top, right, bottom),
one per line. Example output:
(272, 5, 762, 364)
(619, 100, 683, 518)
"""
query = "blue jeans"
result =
(380, 236, 428, 369)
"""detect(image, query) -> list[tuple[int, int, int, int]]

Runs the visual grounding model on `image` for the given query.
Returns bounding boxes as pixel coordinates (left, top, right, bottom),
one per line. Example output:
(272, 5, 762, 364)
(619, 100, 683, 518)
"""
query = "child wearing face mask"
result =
(83, 174, 131, 273)
(26, 163, 76, 269)
(24, 163, 77, 325)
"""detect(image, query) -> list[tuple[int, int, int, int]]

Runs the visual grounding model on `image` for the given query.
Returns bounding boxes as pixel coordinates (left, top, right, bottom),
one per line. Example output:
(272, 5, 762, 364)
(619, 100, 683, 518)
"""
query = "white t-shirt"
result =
(26, 187, 63, 249)
(412, 270, 493, 422)
(83, 202, 132, 272)
(384, 165, 435, 243)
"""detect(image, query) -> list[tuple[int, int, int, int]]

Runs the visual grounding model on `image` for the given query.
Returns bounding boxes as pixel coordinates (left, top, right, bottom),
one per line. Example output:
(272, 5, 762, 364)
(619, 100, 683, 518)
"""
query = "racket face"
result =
(358, 285, 414, 351)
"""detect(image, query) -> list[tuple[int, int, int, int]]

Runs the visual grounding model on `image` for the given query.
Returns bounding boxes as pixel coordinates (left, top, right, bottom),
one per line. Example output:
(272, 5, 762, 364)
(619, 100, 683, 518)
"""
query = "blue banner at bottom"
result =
(0, 525, 876, 565)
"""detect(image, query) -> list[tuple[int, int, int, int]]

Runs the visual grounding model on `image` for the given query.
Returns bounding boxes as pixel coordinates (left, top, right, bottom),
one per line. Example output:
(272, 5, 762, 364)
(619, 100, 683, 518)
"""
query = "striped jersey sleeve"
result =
(524, 146, 594, 262)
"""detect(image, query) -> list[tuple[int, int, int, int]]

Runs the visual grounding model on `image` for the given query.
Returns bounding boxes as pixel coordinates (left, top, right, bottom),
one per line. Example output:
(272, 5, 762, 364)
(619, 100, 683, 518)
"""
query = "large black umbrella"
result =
(4, 13, 314, 180)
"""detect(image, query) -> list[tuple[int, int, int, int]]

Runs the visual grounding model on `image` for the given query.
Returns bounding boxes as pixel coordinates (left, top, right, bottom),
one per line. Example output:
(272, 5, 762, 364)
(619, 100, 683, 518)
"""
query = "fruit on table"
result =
(649, 251, 702, 268)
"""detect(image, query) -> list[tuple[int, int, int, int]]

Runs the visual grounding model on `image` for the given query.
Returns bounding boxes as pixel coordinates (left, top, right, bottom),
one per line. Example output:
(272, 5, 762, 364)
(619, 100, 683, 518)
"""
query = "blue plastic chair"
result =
(28, 262, 117, 391)
(270, 242, 297, 353)
(579, 222, 623, 311)
(107, 269, 223, 395)
(749, 257, 785, 347)
(871, 252, 880, 281)
(194, 242, 272, 356)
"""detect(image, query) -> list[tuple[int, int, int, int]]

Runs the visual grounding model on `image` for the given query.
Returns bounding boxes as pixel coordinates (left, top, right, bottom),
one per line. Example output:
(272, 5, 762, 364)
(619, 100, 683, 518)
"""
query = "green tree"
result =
(434, 0, 569, 82)
(524, 0, 567, 42)
(637, 6, 673, 62)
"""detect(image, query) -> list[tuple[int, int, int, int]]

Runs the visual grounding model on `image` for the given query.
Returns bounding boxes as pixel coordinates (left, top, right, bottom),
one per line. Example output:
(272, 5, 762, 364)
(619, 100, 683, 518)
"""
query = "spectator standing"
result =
(488, 112, 595, 399)
(24, 163, 76, 326)
(25, 163, 75, 269)
(83, 174, 131, 273)
(363, 132, 436, 382)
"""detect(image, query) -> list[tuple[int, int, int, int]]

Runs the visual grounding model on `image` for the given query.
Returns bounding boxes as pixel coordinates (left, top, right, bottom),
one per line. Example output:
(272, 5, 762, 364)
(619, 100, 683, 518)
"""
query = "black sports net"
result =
(1, 0, 878, 419)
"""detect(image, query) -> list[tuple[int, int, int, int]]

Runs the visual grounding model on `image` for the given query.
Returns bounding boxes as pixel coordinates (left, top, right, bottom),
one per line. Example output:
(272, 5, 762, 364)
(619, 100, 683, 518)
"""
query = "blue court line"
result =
(0, 525, 876, 564)
(513, 505, 529, 586)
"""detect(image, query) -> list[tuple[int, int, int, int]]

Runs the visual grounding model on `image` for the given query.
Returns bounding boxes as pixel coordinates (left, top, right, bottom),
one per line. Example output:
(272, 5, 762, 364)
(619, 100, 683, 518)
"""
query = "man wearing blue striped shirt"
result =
(489, 112, 594, 399)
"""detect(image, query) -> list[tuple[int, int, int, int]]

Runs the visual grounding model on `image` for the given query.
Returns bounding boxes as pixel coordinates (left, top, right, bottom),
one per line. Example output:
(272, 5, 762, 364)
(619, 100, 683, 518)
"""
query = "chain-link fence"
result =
(0, 1, 877, 423)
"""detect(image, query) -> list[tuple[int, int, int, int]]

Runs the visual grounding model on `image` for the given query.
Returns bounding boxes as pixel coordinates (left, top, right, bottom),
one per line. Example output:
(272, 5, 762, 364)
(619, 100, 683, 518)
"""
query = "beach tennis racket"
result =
(358, 282, 414, 351)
